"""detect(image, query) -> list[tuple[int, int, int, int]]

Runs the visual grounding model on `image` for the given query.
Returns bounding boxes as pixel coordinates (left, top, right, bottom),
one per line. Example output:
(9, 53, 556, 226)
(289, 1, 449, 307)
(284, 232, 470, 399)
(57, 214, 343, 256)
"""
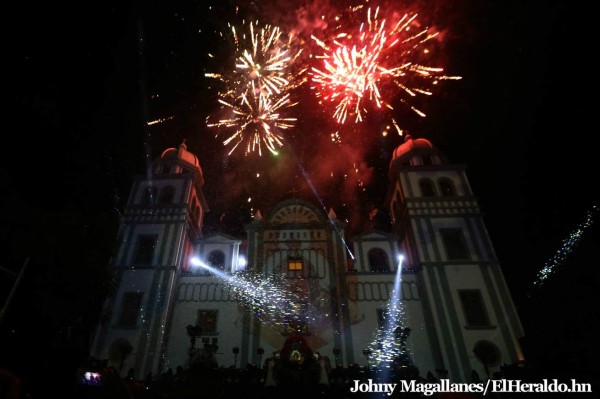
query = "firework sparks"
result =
(366, 298, 412, 367)
(206, 20, 305, 156)
(193, 261, 331, 335)
(532, 204, 598, 291)
(224, 272, 313, 333)
(310, 5, 461, 125)
(207, 89, 297, 156)
(147, 115, 175, 126)
(365, 256, 412, 367)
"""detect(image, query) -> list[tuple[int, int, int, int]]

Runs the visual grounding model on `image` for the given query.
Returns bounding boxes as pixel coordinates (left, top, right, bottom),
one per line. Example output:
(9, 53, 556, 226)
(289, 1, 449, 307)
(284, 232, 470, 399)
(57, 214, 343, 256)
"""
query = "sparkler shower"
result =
(366, 255, 411, 367)
(192, 253, 414, 369)
(190, 258, 332, 335)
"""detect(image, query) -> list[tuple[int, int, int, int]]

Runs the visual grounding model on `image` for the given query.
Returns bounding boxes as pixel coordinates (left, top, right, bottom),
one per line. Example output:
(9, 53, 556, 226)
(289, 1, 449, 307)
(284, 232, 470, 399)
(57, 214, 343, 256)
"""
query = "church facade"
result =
(91, 137, 524, 382)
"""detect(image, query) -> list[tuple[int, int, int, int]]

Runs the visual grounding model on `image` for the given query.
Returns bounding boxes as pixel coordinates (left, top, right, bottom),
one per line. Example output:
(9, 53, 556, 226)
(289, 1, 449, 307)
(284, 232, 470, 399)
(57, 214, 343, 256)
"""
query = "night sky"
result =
(2, 0, 598, 394)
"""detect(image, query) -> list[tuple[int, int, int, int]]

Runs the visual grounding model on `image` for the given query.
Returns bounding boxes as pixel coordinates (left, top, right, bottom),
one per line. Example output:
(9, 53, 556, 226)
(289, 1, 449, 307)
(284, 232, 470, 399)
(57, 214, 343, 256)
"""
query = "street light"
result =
(186, 324, 203, 367)
(333, 348, 341, 367)
(257, 347, 264, 368)
(232, 346, 240, 368)
(362, 349, 372, 368)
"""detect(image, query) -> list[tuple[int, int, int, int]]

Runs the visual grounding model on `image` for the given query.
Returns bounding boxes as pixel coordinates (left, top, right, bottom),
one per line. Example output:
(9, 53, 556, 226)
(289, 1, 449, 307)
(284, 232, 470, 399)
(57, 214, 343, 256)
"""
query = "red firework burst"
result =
(310, 5, 460, 125)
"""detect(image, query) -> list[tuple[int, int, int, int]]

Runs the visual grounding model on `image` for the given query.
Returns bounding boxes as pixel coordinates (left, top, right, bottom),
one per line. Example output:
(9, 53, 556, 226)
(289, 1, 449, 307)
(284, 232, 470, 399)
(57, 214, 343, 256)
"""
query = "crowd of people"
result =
(73, 352, 432, 399)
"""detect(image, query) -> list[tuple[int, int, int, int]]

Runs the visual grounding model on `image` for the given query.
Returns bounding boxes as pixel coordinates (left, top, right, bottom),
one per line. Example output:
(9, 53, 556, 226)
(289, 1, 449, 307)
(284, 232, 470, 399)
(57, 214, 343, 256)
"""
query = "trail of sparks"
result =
(310, 5, 461, 125)
(532, 204, 598, 290)
(365, 257, 411, 368)
(206, 20, 305, 156)
(147, 115, 174, 126)
(226, 272, 306, 330)
(194, 261, 330, 334)
(366, 297, 411, 367)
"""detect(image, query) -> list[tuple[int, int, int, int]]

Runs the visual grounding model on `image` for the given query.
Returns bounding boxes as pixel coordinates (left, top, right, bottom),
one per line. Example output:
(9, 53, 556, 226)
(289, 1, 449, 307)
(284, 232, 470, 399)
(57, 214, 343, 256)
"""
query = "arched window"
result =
(368, 248, 390, 272)
(158, 185, 175, 205)
(133, 235, 157, 265)
(141, 186, 157, 206)
(438, 178, 456, 197)
(440, 228, 469, 260)
(207, 250, 226, 270)
(459, 290, 491, 327)
(418, 178, 436, 197)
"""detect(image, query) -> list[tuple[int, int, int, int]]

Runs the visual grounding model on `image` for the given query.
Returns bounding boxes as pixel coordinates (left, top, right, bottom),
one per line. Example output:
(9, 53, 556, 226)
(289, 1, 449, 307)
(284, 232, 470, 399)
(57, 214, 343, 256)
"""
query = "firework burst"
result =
(310, 5, 461, 125)
(207, 88, 297, 156)
(206, 20, 305, 156)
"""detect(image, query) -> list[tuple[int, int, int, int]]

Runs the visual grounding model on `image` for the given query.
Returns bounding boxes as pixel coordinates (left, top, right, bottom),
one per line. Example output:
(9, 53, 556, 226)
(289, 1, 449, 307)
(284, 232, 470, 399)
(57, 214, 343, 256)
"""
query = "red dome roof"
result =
(157, 141, 204, 182)
(160, 141, 201, 169)
(392, 135, 433, 160)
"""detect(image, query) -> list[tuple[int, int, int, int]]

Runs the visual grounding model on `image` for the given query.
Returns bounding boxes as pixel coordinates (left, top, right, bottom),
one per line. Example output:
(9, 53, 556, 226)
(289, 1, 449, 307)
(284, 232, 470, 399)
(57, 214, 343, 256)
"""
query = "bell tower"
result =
(92, 140, 207, 377)
(386, 135, 525, 380)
